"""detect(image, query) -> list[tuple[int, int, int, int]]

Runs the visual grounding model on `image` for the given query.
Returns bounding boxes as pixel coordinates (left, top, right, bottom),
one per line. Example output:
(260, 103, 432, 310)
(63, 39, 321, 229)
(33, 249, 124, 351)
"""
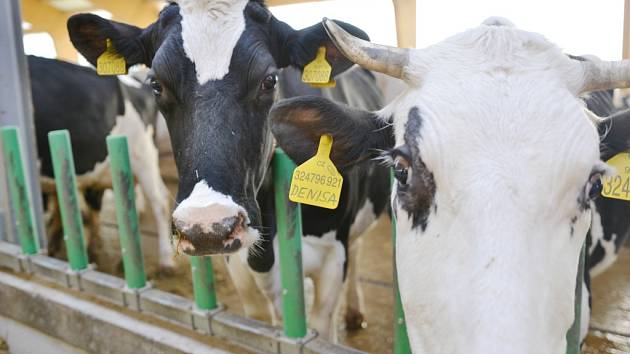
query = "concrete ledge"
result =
(304, 338, 367, 354)
(123, 284, 151, 310)
(80, 269, 126, 306)
(29, 254, 69, 287)
(0, 241, 368, 353)
(192, 306, 225, 335)
(0, 271, 236, 354)
(278, 330, 317, 354)
(212, 311, 280, 354)
(0, 242, 21, 271)
(140, 288, 193, 328)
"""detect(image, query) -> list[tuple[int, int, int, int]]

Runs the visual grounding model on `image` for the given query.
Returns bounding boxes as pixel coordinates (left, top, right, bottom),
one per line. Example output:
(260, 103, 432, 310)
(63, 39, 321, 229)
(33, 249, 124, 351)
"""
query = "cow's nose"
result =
(172, 211, 247, 255)
(171, 181, 254, 255)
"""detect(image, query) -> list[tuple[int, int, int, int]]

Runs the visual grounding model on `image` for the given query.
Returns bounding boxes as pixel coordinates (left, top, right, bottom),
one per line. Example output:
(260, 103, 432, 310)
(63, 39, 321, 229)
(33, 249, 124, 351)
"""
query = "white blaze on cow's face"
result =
(329, 18, 608, 353)
(179, 0, 248, 84)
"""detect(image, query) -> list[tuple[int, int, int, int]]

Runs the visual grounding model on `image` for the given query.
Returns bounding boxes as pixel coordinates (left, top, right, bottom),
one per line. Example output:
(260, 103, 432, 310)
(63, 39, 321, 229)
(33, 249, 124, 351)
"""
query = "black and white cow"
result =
(67, 1, 389, 338)
(28, 55, 173, 269)
(270, 17, 630, 353)
(580, 90, 630, 278)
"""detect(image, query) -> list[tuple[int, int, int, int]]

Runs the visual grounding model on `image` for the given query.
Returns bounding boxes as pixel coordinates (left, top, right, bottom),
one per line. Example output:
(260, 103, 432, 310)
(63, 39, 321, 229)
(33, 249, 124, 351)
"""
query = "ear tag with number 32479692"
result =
(601, 152, 630, 200)
(97, 38, 127, 76)
(289, 135, 343, 209)
(301, 47, 336, 88)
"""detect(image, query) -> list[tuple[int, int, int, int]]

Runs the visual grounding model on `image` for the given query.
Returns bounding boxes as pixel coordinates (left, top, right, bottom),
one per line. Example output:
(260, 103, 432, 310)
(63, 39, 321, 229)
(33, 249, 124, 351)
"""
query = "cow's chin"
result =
(174, 226, 260, 256)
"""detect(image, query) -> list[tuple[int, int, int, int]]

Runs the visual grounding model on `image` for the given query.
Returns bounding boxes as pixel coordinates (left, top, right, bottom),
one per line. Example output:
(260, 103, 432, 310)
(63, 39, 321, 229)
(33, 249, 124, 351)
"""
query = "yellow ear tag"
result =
(302, 47, 335, 87)
(309, 79, 337, 88)
(602, 152, 630, 200)
(289, 134, 343, 209)
(97, 39, 127, 76)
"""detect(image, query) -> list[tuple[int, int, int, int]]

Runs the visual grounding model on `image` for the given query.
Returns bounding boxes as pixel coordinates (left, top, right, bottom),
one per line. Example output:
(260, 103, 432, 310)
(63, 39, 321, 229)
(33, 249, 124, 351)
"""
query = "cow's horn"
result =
(579, 59, 630, 93)
(323, 18, 409, 80)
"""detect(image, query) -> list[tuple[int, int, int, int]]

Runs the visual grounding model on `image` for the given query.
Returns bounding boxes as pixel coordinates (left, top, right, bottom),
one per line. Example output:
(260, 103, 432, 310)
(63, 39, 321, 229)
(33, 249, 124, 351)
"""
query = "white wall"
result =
(417, 0, 624, 60)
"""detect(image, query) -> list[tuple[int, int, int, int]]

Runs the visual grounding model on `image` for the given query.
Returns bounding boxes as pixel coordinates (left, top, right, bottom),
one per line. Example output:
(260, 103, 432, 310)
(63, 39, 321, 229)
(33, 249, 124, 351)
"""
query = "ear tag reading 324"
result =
(97, 39, 127, 76)
(602, 152, 630, 200)
(289, 135, 343, 209)
(302, 47, 336, 88)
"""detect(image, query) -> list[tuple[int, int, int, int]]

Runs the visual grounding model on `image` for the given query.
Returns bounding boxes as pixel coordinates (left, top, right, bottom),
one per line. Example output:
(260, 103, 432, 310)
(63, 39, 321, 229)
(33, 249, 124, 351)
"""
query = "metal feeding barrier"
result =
(0, 125, 583, 354)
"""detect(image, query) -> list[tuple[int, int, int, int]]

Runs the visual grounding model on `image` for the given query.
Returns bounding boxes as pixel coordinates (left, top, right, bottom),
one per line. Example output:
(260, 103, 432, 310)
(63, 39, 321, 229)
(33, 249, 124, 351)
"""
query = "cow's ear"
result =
(67, 14, 150, 68)
(600, 109, 630, 160)
(270, 96, 393, 170)
(273, 19, 369, 78)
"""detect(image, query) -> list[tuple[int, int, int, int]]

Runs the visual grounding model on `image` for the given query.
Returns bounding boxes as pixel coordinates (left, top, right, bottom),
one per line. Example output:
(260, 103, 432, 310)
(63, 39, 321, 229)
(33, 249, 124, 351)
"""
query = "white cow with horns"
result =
(270, 17, 630, 353)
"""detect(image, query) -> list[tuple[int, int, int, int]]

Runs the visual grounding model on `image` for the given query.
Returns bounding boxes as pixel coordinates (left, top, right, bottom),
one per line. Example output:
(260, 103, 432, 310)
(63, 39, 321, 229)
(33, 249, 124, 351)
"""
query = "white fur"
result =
(588, 204, 619, 277)
(173, 181, 243, 229)
(348, 201, 377, 238)
(588, 202, 605, 255)
(345, 201, 378, 326)
(590, 234, 619, 277)
(173, 180, 259, 249)
(380, 19, 602, 353)
(179, 0, 248, 85)
(118, 74, 143, 89)
(302, 232, 346, 340)
(226, 232, 345, 341)
(224, 250, 277, 323)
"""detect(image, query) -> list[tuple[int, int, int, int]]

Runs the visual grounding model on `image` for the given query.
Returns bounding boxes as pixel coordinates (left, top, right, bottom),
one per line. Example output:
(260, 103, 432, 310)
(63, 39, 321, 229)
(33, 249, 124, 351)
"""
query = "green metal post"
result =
(0, 126, 38, 254)
(106, 135, 146, 289)
(48, 130, 89, 270)
(191, 256, 218, 310)
(272, 148, 307, 338)
(566, 244, 586, 354)
(391, 170, 412, 354)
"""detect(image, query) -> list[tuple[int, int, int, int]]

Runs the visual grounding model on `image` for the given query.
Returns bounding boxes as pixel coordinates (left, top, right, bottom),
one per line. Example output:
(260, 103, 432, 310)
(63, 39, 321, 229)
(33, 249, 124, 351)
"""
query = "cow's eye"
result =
(394, 155, 412, 186)
(587, 172, 603, 200)
(261, 74, 277, 91)
(149, 78, 162, 95)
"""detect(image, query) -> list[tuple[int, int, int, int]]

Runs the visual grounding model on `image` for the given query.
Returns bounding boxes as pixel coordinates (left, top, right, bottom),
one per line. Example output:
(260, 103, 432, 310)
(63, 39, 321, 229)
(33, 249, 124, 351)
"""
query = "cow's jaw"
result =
(385, 20, 601, 354)
(172, 180, 260, 255)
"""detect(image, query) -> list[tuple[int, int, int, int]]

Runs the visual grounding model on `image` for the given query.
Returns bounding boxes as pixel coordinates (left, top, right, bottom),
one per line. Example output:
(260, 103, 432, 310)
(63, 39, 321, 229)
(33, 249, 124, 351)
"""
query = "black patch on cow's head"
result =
(599, 108, 630, 161)
(569, 216, 578, 237)
(391, 107, 436, 231)
(68, 2, 372, 262)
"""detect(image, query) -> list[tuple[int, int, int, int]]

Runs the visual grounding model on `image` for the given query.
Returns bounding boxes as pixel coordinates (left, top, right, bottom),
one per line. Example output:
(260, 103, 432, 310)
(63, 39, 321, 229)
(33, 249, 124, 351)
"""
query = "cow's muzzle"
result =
(172, 212, 249, 255)
(171, 181, 258, 255)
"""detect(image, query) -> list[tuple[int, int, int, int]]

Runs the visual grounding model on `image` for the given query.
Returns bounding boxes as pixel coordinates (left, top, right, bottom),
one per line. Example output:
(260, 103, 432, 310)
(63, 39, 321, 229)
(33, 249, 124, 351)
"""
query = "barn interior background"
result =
(0, 0, 629, 353)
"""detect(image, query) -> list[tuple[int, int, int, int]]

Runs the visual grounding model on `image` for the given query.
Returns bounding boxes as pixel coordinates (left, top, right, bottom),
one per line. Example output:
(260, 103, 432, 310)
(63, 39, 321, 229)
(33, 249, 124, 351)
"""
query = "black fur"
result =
(67, 2, 390, 276)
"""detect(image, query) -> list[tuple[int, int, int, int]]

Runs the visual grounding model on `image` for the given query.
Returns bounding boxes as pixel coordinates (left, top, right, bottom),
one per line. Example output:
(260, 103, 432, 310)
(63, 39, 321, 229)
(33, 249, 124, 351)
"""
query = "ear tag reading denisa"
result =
(289, 135, 343, 209)
(97, 39, 127, 76)
(602, 152, 630, 200)
(301, 47, 336, 88)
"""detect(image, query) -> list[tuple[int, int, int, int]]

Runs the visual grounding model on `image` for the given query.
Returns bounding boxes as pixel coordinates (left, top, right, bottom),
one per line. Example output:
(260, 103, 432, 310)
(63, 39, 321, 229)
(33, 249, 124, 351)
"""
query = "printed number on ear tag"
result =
(289, 135, 343, 209)
(97, 38, 127, 76)
(302, 47, 335, 87)
(602, 153, 630, 200)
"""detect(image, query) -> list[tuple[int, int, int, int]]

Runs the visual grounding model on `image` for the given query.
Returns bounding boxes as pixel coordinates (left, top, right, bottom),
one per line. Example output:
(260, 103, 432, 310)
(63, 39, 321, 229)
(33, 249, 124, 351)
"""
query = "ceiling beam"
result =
(624, 0, 630, 59)
(393, 0, 415, 48)
(267, 0, 327, 5)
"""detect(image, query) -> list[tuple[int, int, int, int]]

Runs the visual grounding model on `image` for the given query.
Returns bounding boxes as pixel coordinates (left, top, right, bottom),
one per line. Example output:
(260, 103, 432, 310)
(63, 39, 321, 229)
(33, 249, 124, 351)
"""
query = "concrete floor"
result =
(583, 246, 630, 353)
(0, 338, 8, 354)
